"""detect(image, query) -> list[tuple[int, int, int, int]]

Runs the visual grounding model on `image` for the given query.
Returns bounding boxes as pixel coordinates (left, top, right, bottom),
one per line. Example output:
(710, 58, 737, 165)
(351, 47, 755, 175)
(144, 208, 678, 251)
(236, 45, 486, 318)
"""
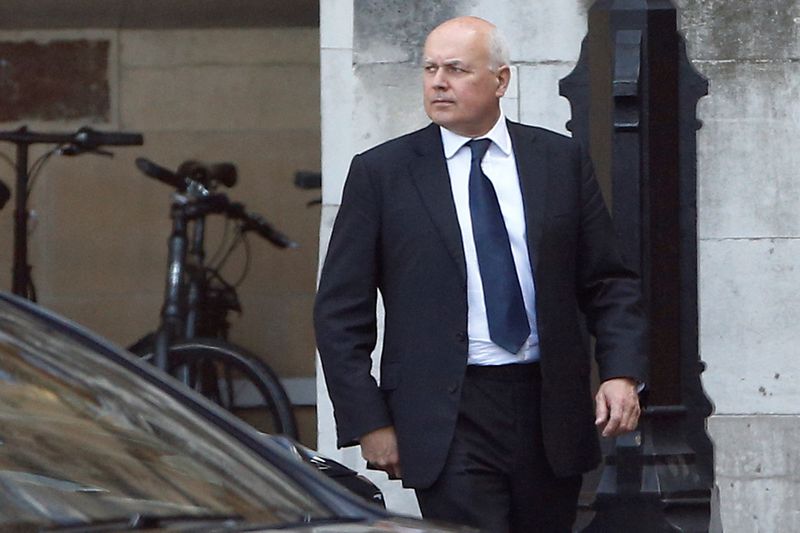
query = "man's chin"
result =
(426, 111, 455, 130)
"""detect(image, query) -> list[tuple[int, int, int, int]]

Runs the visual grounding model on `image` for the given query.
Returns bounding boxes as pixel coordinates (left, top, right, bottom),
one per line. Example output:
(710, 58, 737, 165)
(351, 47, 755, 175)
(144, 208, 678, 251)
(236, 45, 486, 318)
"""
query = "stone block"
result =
(28, 148, 167, 301)
(351, 63, 429, 145)
(708, 415, 800, 533)
(352, 1, 585, 66)
(120, 28, 320, 68)
(353, 1, 459, 65)
(0, 38, 109, 122)
(0, 29, 119, 128)
(320, 48, 355, 206)
(232, 292, 317, 377)
(518, 62, 576, 135)
(696, 61, 800, 239)
(470, 0, 586, 63)
(678, 0, 800, 61)
(699, 238, 800, 414)
(120, 63, 320, 132)
(472, 0, 587, 63)
(320, 0, 354, 50)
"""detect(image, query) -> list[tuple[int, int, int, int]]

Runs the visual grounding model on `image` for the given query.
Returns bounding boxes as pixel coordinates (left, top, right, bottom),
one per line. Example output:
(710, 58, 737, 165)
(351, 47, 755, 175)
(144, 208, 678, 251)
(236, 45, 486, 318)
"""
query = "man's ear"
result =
(495, 65, 511, 98)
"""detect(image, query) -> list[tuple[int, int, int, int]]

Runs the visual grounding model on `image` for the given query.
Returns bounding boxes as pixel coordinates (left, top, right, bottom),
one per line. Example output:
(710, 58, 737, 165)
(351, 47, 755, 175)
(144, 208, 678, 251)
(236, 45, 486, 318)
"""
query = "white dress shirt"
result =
(440, 115, 540, 365)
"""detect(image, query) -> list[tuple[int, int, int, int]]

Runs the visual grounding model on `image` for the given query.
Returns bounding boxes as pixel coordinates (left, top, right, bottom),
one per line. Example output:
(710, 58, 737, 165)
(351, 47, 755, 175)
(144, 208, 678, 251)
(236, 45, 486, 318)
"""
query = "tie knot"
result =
(467, 138, 491, 162)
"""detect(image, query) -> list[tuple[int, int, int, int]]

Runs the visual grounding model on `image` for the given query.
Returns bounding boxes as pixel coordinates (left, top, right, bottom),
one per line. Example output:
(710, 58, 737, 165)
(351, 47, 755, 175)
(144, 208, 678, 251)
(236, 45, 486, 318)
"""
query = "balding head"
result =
(422, 17, 511, 137)
(428, 17, 510, 70)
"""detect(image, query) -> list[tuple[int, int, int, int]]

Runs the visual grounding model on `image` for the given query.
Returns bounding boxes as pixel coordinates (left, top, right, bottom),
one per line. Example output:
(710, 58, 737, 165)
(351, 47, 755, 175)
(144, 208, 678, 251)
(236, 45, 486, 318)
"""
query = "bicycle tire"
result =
(140, 338, 298, 439)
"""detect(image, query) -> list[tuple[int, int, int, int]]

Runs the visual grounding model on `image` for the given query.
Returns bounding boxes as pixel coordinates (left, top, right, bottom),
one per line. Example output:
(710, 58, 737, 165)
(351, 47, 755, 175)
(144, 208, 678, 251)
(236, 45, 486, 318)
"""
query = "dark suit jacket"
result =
(314, 120, 647, 489)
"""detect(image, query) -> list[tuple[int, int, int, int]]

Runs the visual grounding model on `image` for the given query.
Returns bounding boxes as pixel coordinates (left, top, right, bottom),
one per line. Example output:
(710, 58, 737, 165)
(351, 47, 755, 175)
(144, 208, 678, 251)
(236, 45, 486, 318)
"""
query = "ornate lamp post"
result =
(560, 1, 720, 530)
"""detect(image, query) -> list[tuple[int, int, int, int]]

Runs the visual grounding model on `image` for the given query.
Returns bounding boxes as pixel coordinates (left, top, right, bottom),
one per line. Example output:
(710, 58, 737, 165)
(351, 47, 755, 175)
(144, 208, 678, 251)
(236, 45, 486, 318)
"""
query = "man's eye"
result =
(446, 65, 465, 74)
(423, 65, 437, 73)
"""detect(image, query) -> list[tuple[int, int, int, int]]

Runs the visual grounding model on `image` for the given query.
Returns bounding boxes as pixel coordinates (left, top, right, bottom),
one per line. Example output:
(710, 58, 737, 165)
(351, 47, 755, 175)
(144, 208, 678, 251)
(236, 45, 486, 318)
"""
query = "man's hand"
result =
(595, 377, 641, 437)
(360, 426, 401, 479)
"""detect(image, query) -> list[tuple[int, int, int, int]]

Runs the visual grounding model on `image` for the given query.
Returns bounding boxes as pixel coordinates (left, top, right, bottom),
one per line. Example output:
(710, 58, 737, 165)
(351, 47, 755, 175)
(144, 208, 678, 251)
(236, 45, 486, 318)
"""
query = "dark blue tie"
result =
(467, 139, 531, 354)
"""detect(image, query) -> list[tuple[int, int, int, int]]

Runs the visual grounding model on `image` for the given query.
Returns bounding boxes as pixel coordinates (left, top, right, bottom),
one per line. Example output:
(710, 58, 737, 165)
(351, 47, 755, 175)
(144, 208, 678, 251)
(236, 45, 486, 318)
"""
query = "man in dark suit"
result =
(314, 16, 647, 532)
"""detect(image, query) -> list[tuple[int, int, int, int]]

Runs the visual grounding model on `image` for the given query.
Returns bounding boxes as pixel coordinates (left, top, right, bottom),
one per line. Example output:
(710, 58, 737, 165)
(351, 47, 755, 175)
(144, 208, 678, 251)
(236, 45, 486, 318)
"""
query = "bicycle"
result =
(129, 157, 299, 439)
(0, 126, 143, 300)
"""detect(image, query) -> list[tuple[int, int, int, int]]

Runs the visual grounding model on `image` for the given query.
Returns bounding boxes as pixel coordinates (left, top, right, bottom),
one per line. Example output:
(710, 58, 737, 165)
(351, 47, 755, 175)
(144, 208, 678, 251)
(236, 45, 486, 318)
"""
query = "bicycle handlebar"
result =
(136, 157, 186, 189)
(294, 170, 321, 190)
(0, 126, 143, 148)
(227, 202, 298, 249)
(136, 157, 237, 191)
(185, 194, 297, 249)
(177, 160, 237, 188)
(136, 157, 295, 248)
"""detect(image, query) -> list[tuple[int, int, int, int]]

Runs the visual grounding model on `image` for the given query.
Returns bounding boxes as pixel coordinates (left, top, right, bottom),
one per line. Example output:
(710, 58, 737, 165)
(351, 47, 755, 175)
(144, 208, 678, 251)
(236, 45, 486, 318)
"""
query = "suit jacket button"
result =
(455, 332, 467, 343)
(448, 382, 459, 394)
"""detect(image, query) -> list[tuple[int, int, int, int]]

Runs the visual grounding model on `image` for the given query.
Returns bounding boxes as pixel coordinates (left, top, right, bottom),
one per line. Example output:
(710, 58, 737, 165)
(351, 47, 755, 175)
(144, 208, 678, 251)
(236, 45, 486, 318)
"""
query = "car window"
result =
(0, 301, 332, 530)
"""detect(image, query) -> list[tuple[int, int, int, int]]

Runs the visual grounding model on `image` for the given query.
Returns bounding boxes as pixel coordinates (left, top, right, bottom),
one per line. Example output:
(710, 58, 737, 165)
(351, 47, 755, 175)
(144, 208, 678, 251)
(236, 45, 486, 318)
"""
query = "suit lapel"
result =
(409, 124, 467, 281)
(508, 121, 548, 274)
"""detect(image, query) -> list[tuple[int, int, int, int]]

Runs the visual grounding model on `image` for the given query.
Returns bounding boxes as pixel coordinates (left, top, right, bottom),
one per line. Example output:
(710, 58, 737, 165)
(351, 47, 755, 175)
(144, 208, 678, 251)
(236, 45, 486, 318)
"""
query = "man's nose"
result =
(431, 68, 448, 89)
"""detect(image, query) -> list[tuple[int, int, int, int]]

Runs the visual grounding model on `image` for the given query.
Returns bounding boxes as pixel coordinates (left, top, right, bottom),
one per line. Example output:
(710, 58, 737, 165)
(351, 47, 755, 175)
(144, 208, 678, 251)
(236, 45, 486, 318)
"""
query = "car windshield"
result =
(0, 299, 332, 529)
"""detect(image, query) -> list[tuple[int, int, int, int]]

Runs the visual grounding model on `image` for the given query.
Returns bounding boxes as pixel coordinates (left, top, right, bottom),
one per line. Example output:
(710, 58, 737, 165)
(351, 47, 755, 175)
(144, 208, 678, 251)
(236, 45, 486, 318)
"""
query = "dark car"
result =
(0, 293, 467, 532)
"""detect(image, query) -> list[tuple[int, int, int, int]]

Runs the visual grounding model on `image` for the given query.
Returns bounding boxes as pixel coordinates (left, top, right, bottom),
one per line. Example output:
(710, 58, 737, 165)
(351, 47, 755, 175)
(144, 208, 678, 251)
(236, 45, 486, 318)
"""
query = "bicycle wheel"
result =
(142, 338, 298, 439)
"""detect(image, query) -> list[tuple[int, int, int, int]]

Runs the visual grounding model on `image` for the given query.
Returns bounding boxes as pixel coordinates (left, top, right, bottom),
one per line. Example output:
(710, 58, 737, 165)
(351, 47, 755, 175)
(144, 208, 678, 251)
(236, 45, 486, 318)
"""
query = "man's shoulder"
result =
(507, 120, 580, 152)
(356, 123, 439, 163)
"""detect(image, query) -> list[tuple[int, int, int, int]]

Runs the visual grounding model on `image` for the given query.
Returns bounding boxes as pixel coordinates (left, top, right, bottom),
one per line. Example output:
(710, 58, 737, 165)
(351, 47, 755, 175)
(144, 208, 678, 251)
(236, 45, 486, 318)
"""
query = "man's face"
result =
(422, 23, 508, 138)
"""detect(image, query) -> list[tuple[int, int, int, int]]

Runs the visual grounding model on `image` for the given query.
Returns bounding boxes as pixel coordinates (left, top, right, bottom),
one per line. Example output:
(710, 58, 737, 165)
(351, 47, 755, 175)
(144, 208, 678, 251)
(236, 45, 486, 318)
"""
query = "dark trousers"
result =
(415, 363, 582, 533)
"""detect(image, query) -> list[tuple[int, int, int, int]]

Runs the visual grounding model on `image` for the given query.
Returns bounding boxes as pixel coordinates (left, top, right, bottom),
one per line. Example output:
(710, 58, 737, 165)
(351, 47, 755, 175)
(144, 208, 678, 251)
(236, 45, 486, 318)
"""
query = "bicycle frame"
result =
(154, 195, 195, 371)
(154, 190, 228, 371)
(184, 214, 207, 339)
(0, 126, 143, 300)
(135, 157, 300, 438)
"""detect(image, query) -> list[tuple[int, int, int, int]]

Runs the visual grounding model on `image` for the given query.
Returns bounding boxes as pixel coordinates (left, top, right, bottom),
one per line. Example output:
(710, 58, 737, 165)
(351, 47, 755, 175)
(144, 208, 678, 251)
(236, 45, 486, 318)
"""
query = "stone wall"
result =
(678, 0, 800, 531)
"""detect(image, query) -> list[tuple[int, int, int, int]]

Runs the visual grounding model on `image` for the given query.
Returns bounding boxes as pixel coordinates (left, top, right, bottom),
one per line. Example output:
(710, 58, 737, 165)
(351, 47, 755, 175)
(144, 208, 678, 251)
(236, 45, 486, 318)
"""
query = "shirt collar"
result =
(440, 113, 512, 159)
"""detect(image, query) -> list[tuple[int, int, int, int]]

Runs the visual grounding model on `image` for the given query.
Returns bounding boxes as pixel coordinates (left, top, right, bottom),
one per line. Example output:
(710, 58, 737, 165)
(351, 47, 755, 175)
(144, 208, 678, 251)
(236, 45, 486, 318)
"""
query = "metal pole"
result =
(560, 1, 718, 530)
(12, 139, 30, 298)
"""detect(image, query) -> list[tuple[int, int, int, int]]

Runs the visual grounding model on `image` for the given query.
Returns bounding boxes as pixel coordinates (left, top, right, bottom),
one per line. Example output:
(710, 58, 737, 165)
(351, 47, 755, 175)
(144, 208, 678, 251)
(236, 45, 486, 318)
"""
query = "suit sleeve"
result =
(573, 144, 649, 385)
(313, 154, 393, 448)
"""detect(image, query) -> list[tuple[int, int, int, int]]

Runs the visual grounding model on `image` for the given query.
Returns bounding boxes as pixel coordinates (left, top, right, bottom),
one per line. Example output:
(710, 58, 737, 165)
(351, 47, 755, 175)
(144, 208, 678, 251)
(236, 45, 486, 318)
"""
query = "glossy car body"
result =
(0, 293, 468, 532)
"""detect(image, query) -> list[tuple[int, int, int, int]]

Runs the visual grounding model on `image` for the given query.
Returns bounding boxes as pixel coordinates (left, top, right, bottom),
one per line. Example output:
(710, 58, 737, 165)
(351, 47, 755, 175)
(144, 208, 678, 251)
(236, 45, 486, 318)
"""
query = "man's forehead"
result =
(424, 31, 488, 62)
(423, 56, 468, 65)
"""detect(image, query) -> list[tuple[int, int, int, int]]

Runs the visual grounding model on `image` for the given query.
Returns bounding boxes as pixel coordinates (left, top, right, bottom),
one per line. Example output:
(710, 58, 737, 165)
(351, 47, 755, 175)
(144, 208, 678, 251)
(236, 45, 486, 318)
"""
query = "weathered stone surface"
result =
(320, 48, 356, 206)
(518, 62, 576, 135)
(678, 0, 800, 61)
(321, 0, 354, 50)
(121, 28, 320, 67)
(352, 0, 586, 66)
(0, 38, 109, 122)
(700, 238, 800, 414)
(120, 64, 319, 131)
(708, 415, 800, 533)
(0, 0, 318, 30)
(353, 0, 461, 65)
(696, 61, 800, 239)
(350, 62, 429, 149)
(470, 0, 587, 63)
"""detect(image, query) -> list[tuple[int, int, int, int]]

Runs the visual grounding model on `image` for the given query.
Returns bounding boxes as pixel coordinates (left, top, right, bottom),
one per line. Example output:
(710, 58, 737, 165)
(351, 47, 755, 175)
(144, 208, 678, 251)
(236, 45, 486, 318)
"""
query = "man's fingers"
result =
(360, 426, 402, 479)
(602, 401, 624, 437)
(595, 391, 609, 426)
(597, 378, 641, 437)
(622, 400, 641, 432)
